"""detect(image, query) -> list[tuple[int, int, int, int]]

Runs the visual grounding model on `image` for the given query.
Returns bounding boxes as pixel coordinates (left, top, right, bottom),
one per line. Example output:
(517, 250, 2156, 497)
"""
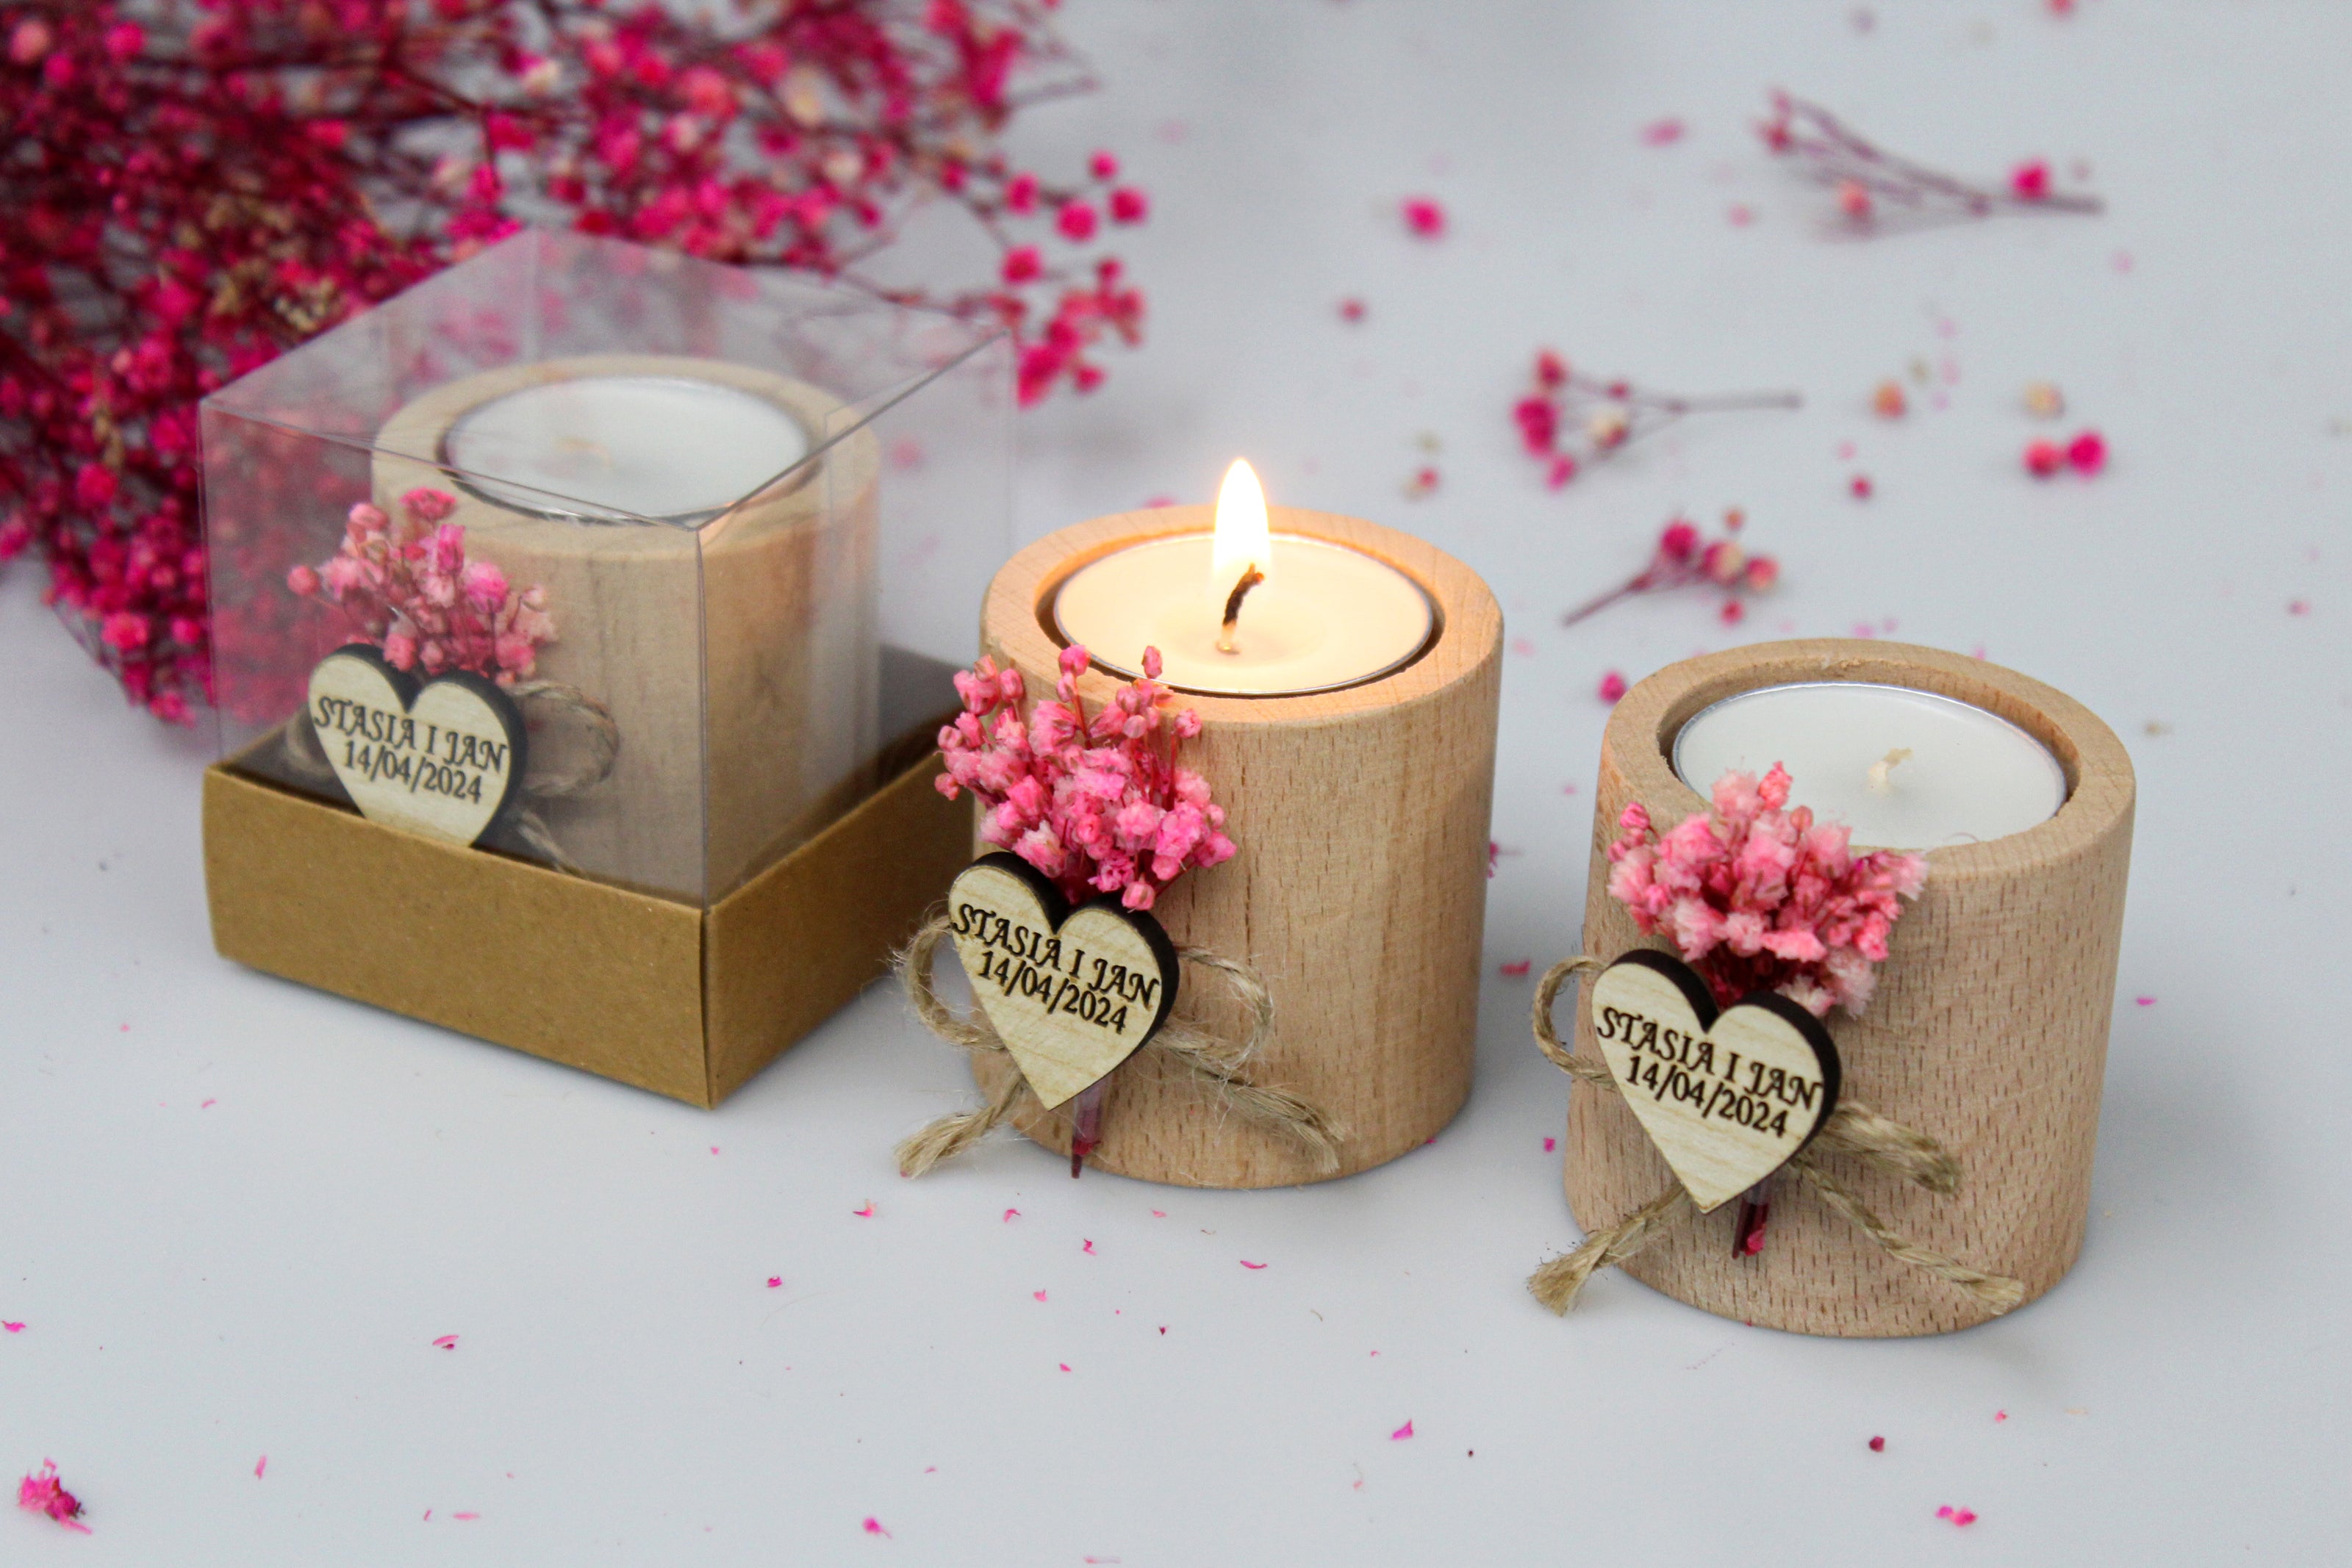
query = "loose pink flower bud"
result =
(1744, 555, 1780, 592)
(1836, 179, 1873, 219)
(1089, 151, 1119, 181)
(1872, 380, 1906, 418)
(1108, 187, 1148, 224)
(2065, 429, 2107, 475)
(286, 564, 320, 597)
(1005, 172, 1039, 214)
(1056, 201, 1099, 242)
(2010, 159, 2051, 201)
(1401, 197, 1446, 237)
(2023, 439, 2065, 478)
(402, 487, 458, 524)
(1002, 245, 1041, 284)
(1597, 670, 1629, 704)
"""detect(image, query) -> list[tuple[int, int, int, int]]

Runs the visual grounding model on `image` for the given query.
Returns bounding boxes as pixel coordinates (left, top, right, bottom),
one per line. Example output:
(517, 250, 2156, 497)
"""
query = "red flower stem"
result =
(1733, 1177, 1773, 1258)
(1069, 1081, 1106, 1177)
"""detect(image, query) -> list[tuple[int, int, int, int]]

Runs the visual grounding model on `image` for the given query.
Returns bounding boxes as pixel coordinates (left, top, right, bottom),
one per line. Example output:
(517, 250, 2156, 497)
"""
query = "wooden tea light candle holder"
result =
(1552, 640, 2134, 1337)
(956, 470, 1503, 1188)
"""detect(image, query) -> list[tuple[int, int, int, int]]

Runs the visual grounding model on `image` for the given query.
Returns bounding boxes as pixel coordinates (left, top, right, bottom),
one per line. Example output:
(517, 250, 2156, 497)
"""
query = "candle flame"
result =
(1213, 458, 1272, 583)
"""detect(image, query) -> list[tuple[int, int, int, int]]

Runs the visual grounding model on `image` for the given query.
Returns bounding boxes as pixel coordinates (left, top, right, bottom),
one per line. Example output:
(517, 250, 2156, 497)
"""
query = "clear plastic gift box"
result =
(198, 229, 1010, 1103)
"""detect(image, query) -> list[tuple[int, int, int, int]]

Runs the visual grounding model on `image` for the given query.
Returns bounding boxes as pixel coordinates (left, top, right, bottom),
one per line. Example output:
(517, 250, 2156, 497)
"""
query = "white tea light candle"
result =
(1050, 461, 1433, 697)
(1671, 681, 2067, 849)
(443, 373, 811, 522)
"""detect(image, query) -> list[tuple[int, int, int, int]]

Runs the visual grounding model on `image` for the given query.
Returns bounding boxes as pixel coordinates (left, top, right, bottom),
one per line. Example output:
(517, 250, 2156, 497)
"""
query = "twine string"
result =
(1527, 953, 2024, 1317)
(893, 911, 1345, 1178)
(277, 683, 618, 874)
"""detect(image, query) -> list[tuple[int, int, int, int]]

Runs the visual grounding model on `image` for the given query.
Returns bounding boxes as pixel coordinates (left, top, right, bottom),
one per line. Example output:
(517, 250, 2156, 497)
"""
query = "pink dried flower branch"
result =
(1759, 92, 2103, 228)
(936, 644, 1236, 913)
(18, 1459, 90, 1533)
(1606, 763, 1927, 1018)
(1515, 350, 1799, 489)
(1562, 511, 1782, 630)
(285, 487, 555, 685)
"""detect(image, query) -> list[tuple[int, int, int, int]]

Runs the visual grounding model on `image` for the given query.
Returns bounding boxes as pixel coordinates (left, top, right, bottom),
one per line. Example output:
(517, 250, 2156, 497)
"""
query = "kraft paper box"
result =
(196, 230, 1011, 1100)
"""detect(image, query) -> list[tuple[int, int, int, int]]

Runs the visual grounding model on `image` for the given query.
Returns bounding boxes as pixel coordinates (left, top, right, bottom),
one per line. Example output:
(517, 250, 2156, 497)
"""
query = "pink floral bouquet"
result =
(1605, 763, 1927, 1018)
(936, 644, 1235, 913)
(286, 487, 555, 686)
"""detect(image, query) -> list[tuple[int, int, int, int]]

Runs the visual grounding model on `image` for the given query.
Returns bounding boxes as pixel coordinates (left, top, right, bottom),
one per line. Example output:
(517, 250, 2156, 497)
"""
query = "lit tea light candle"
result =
(1050, 460, 1434, 696)
(1671, 681, 2068, 849)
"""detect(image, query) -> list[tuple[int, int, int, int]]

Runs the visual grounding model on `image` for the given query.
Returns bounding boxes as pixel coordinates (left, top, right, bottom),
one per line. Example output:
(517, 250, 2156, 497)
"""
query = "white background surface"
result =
(5, 2, 2348, 1561)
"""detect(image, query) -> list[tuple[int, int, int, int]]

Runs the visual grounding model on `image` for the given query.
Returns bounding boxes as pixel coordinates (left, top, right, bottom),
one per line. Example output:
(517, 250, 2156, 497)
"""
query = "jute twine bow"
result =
(280, 682, 620, 874)
(1528, 954, 2026, 1317)
(893, 912, 1347, 1179)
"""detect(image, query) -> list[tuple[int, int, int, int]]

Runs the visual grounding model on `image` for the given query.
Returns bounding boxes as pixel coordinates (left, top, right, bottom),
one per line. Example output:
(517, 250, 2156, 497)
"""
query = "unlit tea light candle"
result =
(1671, 681, 2068, 849)
(443, 373, 812, 522)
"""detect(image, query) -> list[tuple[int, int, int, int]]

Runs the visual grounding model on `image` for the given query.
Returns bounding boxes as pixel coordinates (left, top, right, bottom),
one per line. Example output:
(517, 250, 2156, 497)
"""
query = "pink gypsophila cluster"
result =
(936, 644, 1235, 912)
(286, 488, 553, 684)
(18, 1459, 90, 1533)
(1514, 349, 1799, 491)
(1562, 511, 1780, 630)
(1606, 763, 1927, 1017)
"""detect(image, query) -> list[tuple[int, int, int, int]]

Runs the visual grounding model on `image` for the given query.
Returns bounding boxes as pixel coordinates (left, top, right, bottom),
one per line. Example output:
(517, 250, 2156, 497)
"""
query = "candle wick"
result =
(1216, 564, 1265, 655)
(1865, 747, 1914, 793)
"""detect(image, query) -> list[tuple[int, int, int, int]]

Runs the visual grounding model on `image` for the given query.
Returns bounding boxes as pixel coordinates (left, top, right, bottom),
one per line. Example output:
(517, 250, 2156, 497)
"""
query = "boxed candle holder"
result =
(1539, 639, 2133, 1336)
(199, 229, 1011, 1105)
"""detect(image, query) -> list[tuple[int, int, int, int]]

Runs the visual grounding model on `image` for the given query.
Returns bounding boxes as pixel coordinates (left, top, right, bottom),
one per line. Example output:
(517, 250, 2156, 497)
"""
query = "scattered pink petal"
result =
(1509, 636, 1537, 658)
(1240, 1260, 1268, 1270)
(431, 1334, 458, 1350)
(1835, 439, 1857, 460)
(17, 1460, 89, 1533)
(1499, 960, 1532, 978)
(255, 1455, 268, 1478)
(1082, 1240, 1095, 1254)
(2, 1322, 21, 1333)
(1543, 1137, 1557, 1153)
(1403, 464, 1439, 499)
(201, 1098, 216, 1109)
(423, 1509, 431, 1522)
(1640, 117, 1687, 146)
(1391, 1420, 1415, 1441)
(1849, 473, 1874, 499)
(1727, 203, 1755, 226)
(1150, 1210, 1166, 1218)
(853, 1203, 875, 1218)
(1338, 297, 1366, 323)
(864, 1516, 892, 1538)
(1058, 1363, 1071, 1372)
(1936, 1506, 1979, 1527)
(1994, 1409, 2009, 1423)
(767, 1276, 782, 1289)
(1868, 1435, 1885, 1453)
(2288, 600, 2310, 616)
(709, 1146, 720, 1154)
(2135, 996, 2155, 1006)
(1597, 670, 1629, 704)
(1002, 1208, 1020, 1222)
(1400, 197, 1446, 238)
(453, 1512, 478, 1521)
(2112, 248, 2134, 273)
(1033, 1290, 1049, 1302)
(1141, 495, 1177, 508)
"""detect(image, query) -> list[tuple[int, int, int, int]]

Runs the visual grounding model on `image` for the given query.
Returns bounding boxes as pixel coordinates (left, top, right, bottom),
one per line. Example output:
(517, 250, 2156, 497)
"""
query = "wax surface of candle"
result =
(1052, 533, 1433, 696)
(443, 375, 810, 522)
(1671, 682, 2067, 849)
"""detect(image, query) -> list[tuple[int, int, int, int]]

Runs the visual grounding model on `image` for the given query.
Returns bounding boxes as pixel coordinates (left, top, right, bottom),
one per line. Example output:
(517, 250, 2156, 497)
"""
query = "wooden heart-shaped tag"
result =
(1589, 951, 1841, 1212)
(947, 853, 1180, 1110)
(306, 644, 526, 849)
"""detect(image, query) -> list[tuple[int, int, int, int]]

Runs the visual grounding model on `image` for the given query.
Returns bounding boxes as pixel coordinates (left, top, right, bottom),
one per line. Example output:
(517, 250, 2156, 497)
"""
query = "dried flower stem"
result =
(1760, 92, 2103, 223)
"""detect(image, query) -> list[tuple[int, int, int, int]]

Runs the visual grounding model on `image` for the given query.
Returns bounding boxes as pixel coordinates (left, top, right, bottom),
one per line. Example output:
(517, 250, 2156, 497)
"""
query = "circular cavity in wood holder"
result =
(977, 506, 1503, 1188)
(375, 355, 879, 902)
(1568, 640, 2134, 1336)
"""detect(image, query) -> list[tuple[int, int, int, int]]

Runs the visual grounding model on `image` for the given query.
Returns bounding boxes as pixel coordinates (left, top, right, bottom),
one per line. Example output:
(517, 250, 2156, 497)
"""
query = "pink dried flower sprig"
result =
(1562, 512, 1781, 630)
(1607, 763, 1928, 1018)
(286, 487, 555, 685)
(1760, 92, 2102, 228)
(2025, 429, 2107, 478)
(1515, 350, 1799, 490)
(18, 1459, 90, 1533)
(936, 645, 1236, 913)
